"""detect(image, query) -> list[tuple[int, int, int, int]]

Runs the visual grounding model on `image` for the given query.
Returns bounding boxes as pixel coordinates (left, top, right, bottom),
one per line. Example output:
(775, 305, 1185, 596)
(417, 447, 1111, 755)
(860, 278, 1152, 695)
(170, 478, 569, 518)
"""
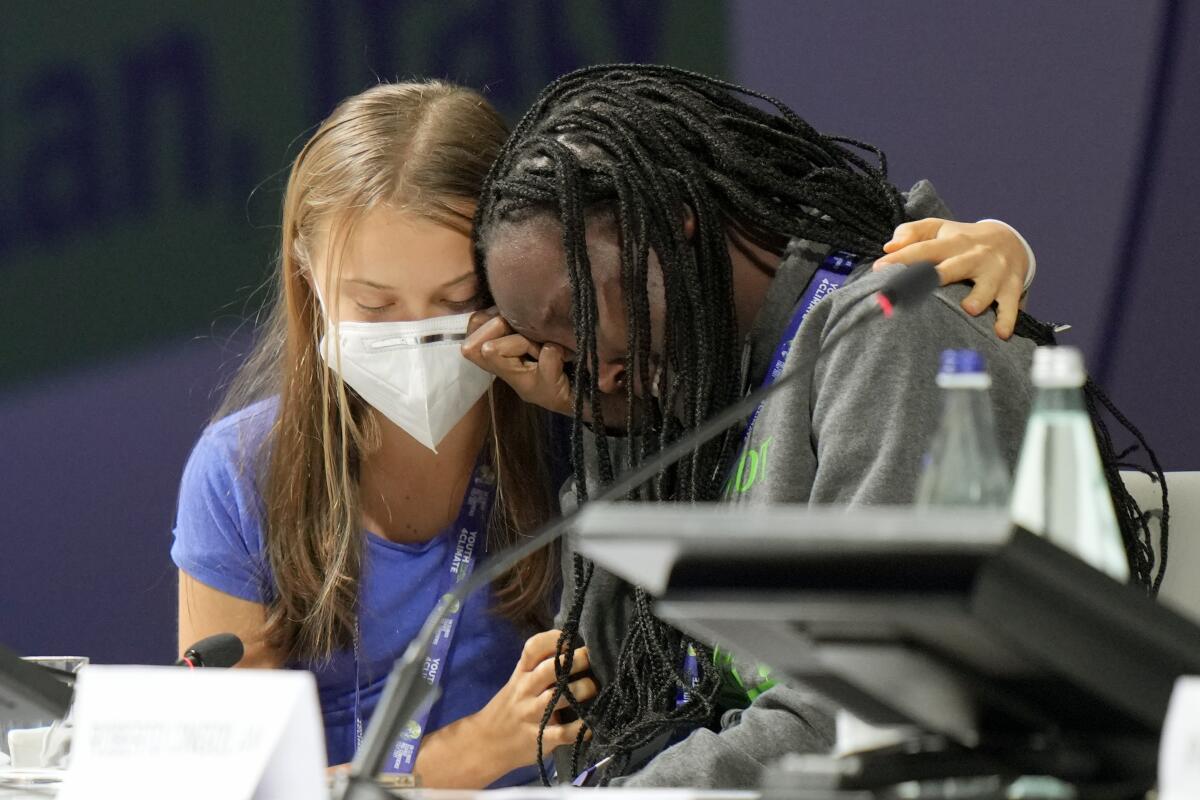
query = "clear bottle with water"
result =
(915, 349, 1010, 507)
(1009, 346, 1128, 581)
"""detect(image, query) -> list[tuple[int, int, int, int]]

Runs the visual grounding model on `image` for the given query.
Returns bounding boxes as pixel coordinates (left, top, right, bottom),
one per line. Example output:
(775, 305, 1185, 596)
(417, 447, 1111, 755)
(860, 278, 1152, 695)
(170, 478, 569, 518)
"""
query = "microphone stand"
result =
(336, 263, 939, 800)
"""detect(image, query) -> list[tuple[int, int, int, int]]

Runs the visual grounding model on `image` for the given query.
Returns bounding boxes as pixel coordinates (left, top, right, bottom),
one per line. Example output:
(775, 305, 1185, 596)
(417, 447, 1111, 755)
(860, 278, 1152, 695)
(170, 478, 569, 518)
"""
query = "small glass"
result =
(0, 656, 87, 762)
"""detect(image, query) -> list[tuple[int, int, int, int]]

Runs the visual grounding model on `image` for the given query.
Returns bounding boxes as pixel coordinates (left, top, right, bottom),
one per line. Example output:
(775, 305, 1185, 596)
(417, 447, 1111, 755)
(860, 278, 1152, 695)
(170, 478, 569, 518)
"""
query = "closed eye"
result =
(444, 295, 482, 312)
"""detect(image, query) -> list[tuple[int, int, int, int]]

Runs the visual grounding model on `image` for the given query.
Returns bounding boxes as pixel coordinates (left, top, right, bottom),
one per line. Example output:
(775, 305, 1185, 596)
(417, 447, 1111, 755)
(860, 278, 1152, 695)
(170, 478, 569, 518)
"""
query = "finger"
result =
(874, 237, 965, 271)
(883, 218, 943, 252)
(537, 342, 566, 380)
(555, 646, 590, 678)
(518, 630, 564, 672)
(960, 277, 1000, 317)
(460, 328, 513, 376)
(537, 345, 574, 413)
(462, 315, 515, 358)
(525, 647, 588, 696)
(481, 333, 541, 362)
(470, 350, 534, 383)
(993, 279, 1021, 340)
(473, 335, 543, 384)
(544, 677, 600, 711)
(528, 646, 590, 691)
(466, 306, 500, 336)
(881, 218, 945, 254)
(542, 718, 589, 749)
(931, 254, 978, 287)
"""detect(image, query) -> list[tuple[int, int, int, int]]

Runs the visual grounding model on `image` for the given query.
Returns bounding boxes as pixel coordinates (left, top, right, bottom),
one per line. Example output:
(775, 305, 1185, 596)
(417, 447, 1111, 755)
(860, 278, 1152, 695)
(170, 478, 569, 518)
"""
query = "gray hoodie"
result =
(555, 181, 1036, 788)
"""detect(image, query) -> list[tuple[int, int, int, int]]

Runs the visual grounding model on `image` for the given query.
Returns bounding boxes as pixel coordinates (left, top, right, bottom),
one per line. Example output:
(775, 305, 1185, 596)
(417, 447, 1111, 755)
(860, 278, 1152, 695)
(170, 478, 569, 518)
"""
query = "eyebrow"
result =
(439, 271, 477, 290)
(345, 272, 476, 291)
(345, 278, 395, 290)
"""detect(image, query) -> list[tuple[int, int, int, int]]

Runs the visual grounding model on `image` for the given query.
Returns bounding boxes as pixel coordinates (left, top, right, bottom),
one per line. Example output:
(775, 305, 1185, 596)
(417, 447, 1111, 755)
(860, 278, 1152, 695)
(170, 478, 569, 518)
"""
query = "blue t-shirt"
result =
(171, 398, 540, 785)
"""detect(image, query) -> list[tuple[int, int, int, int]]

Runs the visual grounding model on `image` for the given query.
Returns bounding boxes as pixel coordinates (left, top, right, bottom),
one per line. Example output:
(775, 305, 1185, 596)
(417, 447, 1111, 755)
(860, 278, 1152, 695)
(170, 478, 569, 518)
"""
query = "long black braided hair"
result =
(471, 64, 1169, 782)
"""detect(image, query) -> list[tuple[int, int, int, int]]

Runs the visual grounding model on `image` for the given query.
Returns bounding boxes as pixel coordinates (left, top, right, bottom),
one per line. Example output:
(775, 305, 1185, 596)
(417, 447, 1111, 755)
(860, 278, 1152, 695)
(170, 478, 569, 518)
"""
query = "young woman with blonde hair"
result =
(172, 81, 593, 787)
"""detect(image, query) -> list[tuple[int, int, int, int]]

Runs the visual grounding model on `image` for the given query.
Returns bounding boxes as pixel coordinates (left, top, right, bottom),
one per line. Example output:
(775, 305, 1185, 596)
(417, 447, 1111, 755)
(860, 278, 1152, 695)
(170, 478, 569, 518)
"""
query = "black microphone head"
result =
(185, 633, 244, 668)
(880, 261, 940, 308)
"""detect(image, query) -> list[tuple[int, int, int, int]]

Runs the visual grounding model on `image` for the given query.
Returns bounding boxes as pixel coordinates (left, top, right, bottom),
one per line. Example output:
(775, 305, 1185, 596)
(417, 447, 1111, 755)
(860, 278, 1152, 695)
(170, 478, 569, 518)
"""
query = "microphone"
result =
(878, 259, 940, 314)
(339, 261, 940, 798)
(174, 633, 245, 669)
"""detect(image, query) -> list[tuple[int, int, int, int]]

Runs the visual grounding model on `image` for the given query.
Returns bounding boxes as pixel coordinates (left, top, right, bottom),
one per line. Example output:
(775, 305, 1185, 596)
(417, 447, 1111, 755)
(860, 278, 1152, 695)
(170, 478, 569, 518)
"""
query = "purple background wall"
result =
(731, 0, 1157, 358)
(0, 335, 238, 663)
(2, 2, 1196, 666)
(1101, 0, 1200, 467)
(730, 0, 1198, 469)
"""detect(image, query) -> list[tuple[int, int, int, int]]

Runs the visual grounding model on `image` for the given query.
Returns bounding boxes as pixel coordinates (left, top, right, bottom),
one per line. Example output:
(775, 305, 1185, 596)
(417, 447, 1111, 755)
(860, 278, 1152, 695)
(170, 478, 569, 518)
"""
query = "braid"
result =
(472, 64, 911, 781)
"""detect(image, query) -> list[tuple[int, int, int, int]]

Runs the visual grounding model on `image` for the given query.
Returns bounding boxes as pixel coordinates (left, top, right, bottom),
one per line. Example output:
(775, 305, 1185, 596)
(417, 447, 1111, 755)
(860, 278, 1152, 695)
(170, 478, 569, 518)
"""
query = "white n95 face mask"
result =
(319, 311, 494, 452)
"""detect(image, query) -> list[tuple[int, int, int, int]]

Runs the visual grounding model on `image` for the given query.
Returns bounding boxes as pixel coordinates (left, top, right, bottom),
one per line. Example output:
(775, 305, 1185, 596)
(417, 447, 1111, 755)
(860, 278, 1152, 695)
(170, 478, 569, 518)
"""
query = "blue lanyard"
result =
(723, 250, 860, 499)
(691, 253, 859, 697)
(739, 249, 860, 446)
(352, 453, 497, 775)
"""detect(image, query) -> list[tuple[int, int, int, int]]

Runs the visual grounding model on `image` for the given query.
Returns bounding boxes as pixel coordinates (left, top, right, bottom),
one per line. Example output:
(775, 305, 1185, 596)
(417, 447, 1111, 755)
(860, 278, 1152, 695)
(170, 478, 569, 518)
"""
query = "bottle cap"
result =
(936, 349, 990, 388)
(939, 349, 986, 375)
(1032, 346, 1086, 388)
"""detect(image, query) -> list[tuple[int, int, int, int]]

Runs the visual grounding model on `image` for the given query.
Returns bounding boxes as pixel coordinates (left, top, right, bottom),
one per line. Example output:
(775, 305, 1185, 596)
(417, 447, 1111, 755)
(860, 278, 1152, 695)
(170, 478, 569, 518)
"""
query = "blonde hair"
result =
(220, 81, 558, 662)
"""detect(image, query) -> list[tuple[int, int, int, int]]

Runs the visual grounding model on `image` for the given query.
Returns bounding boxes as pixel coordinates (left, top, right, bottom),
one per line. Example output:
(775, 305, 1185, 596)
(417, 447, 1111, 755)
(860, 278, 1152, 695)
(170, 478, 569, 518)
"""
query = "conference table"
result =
(0, 772, 772, 800)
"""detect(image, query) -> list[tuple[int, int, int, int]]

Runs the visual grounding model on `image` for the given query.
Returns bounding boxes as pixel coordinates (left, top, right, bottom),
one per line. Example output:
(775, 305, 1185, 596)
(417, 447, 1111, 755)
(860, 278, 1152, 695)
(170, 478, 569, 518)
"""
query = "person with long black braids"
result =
(463, 64, 1165, 788)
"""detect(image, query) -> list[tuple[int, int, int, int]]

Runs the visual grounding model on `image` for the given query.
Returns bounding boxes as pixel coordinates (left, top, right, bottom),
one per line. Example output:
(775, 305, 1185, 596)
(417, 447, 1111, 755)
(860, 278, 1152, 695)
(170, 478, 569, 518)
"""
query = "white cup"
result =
(0, 656, 87, 765)
(7, 726, 54, 768)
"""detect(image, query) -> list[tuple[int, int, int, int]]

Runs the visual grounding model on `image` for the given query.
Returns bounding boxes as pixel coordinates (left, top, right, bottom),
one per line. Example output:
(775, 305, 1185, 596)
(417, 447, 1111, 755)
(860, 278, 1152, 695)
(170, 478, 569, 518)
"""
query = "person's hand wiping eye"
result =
(463, 307, 574, 416)
(872, 218, 1031, 340)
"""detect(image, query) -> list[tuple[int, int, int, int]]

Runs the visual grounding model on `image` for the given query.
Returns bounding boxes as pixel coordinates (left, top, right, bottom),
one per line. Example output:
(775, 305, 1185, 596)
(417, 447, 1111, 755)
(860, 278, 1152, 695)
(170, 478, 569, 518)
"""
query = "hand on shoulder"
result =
(873, 217, 1034, 340)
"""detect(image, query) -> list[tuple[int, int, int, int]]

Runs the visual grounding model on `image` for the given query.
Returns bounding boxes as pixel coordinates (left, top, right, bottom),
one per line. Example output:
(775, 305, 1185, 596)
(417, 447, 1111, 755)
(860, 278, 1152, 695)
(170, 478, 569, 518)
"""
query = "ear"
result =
(682, 204, 696, 240)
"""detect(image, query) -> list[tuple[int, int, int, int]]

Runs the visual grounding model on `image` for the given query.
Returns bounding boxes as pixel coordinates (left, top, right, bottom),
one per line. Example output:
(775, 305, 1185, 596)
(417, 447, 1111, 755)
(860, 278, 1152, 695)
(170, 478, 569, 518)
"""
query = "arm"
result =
(410, 715, 512, 788)
(172, 426, 282, 664)
(176, 576, 595, 786)
(617, 685, 836, 788)
(177, 571, 282, 668)
(324, 714, 525, 787)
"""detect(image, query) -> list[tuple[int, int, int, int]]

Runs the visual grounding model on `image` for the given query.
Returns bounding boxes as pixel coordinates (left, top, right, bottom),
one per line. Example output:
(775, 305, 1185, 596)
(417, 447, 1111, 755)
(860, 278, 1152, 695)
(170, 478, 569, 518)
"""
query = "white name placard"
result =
(1161, 676, 1200, 800)
(59, 665, 327, 800)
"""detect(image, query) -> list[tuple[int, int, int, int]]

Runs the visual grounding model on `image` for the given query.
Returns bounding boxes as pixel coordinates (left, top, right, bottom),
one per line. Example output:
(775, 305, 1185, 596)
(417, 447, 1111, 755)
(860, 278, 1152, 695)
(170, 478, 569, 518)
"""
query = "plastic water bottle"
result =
(915, 349, 1010, 507)
(1009, 346, 1129, 582)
